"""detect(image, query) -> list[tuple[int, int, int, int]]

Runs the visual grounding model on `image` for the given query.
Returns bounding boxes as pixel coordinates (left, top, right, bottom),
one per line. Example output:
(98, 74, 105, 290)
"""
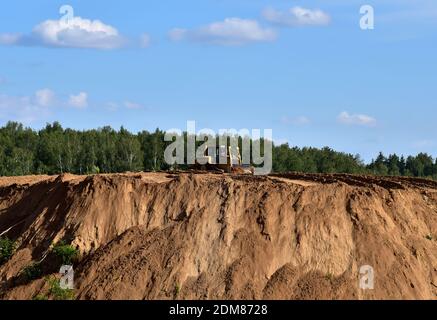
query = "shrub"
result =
(22, 262, 43, 281)
(425, 234, 433, 241)
(174, 283, 181, 299)
(33, 294, 48, 301)
(0, 237, 15, 265)
(52, 241, 79, 265)
(325, 273, 334, 282)
(47, 276, 75, 300)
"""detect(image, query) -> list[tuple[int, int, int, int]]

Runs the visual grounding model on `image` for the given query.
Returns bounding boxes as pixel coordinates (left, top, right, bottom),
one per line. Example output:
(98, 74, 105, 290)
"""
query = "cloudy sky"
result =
(0, 0, 436, 161)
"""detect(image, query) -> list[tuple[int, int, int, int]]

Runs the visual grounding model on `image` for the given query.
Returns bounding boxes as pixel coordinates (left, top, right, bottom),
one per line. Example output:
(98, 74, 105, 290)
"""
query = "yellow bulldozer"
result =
(192, 145, 253, 174)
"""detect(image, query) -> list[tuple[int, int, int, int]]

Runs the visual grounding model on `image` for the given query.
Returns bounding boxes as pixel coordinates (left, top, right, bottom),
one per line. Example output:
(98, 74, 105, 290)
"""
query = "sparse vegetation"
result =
(174, 283, 181, 299)
(33, 294, 48, 301)
(325, 273, 334, 282)
(0, 237, 15, 265)
(22, 262, 43, 281)
(52, 241, 79, 265)
(425, 234, 433, 241)
(31, 277, 75, 300)
(47, 276, 75, 300)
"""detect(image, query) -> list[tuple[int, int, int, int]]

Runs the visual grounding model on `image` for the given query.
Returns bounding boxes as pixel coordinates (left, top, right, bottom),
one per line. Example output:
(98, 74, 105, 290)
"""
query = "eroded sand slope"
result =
(0, 172, 436, 300)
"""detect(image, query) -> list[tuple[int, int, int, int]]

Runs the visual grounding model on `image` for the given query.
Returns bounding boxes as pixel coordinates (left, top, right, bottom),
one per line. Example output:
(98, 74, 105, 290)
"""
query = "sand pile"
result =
(0, 172, 436, 300)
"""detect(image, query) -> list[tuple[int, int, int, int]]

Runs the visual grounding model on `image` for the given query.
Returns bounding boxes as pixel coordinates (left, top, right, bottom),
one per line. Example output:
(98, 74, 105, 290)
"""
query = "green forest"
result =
(1, 121, 436, 179)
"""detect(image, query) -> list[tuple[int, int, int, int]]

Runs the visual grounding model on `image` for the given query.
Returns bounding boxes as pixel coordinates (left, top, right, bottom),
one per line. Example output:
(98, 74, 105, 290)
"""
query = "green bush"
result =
(48, 276, 75, 300)
(22, 262, 43, 281)
(52, 241, 79, 265)
(0, 237, 15, 265)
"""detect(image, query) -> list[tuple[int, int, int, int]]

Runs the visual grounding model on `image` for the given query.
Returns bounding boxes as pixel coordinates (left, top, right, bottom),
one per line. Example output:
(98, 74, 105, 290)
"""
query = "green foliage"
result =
(272, 145, 367, 174)
(174, 283, 181, 299)
(0, 237, 15, 265)
(1, 121, 437, 179)
(22, 262, 43, 281)
(52, 241, 79, 265)
(325, 273, 334, 282)
(47, 277, 75, 300)
(367, 152, 437, 179)
(32, 277, 75, 301)
(33, 294, 49, 301)
(0, 122, 145, 176)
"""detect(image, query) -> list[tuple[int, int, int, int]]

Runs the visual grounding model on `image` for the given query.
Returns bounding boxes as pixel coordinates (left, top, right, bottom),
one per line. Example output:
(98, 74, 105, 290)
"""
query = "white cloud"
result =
(337, 111, 377, 127)
(0, 89, 93, 123)
(263, 7, 331, 27)
(106, 101, 146, 111)
(1, 17, 125, 49)
(0, 33, 22, 45)
(35, 88, 55, 107)
(412, 140, 435, 148)
(169, 18, 277, 46)
(140, 33, 151, 48)
(0, 91, 53, 124)
(105, 102, 119, 111)
(168, 28, 187, 42)
(68, 92, 88, 108)
(281, 115, 310, 125)
(124, 101, 143, 109)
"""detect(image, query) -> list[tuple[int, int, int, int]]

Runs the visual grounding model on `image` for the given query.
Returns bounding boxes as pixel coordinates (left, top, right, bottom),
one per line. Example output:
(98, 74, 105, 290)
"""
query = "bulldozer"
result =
(192, 145, 253, 174)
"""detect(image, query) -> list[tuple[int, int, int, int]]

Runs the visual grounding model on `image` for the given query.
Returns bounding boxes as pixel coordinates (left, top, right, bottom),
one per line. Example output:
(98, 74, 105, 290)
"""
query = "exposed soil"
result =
(0, 172, 436, 300)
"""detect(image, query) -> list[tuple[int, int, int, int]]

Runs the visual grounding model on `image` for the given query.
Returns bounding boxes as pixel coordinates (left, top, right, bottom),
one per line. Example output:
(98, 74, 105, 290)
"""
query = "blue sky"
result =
(0, 0, 436, 162)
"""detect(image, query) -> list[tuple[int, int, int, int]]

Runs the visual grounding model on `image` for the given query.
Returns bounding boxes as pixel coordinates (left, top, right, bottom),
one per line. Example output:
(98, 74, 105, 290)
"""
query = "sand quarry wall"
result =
(0, 172, 436, 300)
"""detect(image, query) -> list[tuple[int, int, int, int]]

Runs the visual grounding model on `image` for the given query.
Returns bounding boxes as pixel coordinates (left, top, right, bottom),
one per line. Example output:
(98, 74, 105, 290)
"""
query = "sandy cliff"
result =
(0, 172, 436, 300)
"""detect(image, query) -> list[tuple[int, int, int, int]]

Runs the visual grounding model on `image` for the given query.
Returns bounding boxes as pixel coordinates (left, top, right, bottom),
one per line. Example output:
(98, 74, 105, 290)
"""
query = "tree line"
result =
(273, 145, 437, 179)
(0, 121, 436, 179)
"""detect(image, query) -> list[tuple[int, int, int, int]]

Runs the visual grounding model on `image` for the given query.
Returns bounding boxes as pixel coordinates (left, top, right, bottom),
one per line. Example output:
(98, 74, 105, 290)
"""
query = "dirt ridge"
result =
(0, 172, 436, 300)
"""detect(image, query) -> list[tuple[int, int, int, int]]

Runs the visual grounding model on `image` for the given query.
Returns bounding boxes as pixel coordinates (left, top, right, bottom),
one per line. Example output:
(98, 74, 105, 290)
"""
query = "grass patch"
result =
(33, 294, 48, 301)
(0, 237, 15, 265)
(47, 276, 75, 300)
(52, 241, 79, 265)
(174, 283, 181, 299)
(22, 262, 43, 281)
(325, 273, 334, 282)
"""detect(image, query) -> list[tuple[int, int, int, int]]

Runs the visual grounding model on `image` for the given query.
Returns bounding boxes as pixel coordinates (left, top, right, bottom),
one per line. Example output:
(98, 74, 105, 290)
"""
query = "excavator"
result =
(192, 145, 253, 174)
